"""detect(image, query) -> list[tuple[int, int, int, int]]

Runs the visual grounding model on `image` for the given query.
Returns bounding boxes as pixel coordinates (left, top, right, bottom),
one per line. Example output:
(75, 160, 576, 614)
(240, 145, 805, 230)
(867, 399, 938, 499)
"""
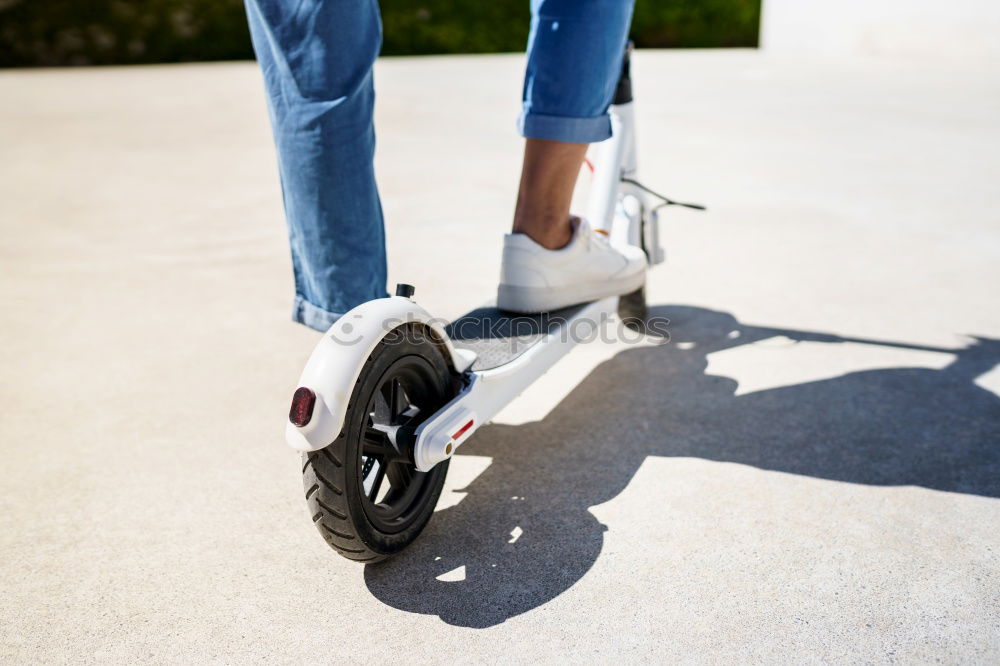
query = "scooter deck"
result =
(445, 302, 590, 372)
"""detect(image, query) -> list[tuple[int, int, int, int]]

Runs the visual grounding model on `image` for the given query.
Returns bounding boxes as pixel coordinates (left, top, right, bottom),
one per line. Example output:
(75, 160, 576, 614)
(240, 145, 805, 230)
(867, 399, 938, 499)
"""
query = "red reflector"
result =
(289, 387, 316, 427)
(451, 419, 474, 440)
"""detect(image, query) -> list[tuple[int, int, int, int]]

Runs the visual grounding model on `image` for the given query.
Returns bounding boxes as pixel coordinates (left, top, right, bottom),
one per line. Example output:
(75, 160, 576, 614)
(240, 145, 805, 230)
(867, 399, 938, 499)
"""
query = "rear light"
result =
(289, 387, 316, 427)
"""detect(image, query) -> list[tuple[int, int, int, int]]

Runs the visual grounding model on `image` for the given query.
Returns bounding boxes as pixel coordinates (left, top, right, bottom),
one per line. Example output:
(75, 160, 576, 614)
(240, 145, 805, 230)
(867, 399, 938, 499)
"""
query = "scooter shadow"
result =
(364, 305, 1000, 628)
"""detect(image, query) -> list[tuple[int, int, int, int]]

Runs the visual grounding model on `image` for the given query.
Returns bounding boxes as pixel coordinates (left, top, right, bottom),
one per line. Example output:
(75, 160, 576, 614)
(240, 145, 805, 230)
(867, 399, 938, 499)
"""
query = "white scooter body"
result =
(286, 95, 664, 472)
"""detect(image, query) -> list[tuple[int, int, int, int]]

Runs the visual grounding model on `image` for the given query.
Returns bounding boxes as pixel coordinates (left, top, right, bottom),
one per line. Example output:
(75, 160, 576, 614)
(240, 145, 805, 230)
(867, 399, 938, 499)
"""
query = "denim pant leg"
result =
(519, 0, 636, 144)
(245, 0, 388, 331)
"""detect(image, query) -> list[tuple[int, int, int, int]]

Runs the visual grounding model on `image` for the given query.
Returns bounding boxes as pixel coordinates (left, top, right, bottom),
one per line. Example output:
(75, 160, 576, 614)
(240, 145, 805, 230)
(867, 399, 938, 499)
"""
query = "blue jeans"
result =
(246, 0, 635, 331)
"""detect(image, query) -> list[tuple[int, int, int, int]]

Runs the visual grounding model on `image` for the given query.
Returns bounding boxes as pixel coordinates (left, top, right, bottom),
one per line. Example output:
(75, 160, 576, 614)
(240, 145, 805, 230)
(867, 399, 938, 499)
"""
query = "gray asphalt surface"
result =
(1, 51, 999, 663)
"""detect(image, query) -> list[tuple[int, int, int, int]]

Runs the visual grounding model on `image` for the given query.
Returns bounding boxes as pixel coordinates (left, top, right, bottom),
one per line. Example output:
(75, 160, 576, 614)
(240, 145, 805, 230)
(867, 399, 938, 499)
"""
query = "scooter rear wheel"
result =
(302, 324, 455, 562)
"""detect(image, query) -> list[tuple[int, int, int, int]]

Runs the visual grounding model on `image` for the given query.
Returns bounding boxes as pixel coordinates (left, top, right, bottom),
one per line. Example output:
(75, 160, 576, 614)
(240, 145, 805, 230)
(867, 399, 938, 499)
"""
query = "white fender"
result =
(285, 295, 476, 452)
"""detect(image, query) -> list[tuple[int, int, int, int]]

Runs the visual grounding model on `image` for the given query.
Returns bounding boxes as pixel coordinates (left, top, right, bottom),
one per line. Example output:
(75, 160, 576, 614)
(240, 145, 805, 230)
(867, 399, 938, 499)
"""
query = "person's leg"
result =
(245, 0, 386, 331)
(512, 140, 587, 250)
(513, 0, 636, 247)
(498, 0, 641, 313)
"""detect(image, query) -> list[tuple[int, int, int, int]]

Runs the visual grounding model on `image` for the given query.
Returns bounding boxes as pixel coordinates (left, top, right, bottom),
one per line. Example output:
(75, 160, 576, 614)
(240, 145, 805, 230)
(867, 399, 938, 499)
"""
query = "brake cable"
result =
(620, 177, 707, 212)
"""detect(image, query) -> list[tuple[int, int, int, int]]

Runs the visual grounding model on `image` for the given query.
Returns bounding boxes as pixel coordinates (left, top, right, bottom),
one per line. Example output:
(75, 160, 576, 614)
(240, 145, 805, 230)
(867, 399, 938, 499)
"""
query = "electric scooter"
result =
(285, 45, 703, 562)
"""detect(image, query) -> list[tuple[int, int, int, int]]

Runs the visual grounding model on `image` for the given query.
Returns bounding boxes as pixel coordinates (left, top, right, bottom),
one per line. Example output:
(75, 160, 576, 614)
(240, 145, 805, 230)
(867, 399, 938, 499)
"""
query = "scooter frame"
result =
(286, 56, 665, 474)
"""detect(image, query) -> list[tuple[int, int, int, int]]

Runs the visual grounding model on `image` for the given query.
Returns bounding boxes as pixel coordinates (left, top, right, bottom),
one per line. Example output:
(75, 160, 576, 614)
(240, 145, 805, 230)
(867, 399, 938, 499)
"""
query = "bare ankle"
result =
(512, 215, 573, 250)
(510, 138, 588, 250)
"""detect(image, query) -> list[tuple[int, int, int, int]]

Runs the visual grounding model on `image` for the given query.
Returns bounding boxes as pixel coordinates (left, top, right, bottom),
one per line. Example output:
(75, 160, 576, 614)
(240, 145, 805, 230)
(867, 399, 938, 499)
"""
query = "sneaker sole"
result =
(496, 268, 646, 314)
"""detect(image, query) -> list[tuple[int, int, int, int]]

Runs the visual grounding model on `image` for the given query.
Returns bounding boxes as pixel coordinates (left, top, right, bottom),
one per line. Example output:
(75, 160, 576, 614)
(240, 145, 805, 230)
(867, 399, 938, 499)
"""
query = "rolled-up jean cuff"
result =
(518, 111, 612, 144)
(292, 295, 342, 332)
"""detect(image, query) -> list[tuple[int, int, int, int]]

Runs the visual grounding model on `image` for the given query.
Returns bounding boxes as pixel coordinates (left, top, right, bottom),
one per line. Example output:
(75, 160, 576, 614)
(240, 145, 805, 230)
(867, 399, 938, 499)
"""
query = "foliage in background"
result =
(0, 0, 759, 67)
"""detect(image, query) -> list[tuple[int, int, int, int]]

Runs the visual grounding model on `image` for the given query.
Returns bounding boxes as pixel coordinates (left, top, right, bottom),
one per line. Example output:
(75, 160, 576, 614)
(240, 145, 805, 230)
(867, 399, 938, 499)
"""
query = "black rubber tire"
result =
(618, 201, 654, 330)
(301, 324, 454, 563)
(618, 285, 648, 331)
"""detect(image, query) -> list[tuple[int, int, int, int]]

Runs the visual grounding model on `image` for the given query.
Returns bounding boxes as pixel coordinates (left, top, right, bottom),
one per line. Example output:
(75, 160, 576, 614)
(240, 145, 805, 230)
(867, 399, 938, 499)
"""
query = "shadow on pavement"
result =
(364, 305, 1000, 628)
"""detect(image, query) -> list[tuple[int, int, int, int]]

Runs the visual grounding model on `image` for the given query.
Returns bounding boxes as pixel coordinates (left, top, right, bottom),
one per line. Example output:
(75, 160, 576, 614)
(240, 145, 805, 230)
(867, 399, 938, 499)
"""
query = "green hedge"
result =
(0, 0, 759, 67)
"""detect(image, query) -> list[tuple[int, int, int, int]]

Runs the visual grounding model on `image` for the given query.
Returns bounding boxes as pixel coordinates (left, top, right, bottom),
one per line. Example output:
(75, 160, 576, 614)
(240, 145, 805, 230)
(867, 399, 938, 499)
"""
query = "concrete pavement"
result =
(1, 51, 999, 662)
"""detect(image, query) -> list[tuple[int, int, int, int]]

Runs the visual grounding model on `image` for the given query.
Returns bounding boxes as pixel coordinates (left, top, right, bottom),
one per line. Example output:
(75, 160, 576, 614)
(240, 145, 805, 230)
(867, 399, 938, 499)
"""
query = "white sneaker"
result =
(497, 218, 647, 313)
